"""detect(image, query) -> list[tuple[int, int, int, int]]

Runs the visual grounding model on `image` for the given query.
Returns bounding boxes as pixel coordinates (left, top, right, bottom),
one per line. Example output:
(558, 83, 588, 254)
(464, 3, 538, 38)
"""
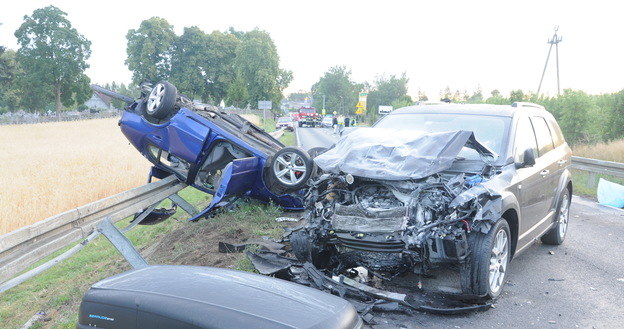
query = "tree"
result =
(204, 30, 240, 104)
(550, 89, 594, 144)
(311, 65, 358, 115)
(509, 89, 526, 103)
(485, 89, 507, 105)
(0, 48, 23, 111)
(14, 6, 91, 117)
(367, 73, 410, 121)
(125, 17, 176, 85)
(417, 90, 428, 101)
(232, 29, 291, 112)
(169, 26, 210, 101)
(466, 87, 483, 103)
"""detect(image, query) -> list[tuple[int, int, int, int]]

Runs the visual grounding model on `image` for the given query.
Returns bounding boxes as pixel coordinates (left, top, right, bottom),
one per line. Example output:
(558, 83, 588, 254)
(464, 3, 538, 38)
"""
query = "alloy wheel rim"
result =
(489, 229, 509, 294)
(147, 84, 166, 114)
(273, 152, 307, 186)
(558, 193, 570, 238)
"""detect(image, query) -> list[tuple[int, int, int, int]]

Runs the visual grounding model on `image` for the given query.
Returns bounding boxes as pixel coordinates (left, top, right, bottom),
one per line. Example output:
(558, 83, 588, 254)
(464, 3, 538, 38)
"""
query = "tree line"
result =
(0, 6, 291, 118)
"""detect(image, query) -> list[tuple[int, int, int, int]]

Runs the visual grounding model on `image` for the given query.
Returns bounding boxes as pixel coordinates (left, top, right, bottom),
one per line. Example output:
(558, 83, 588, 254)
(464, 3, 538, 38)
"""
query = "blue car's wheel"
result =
(146, 81, 177, 120)
(270, 147, 313, 190)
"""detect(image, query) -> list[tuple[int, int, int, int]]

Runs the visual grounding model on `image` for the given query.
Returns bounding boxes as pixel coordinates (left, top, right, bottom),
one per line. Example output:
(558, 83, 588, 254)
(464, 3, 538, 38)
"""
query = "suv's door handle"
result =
(540, 169, 550, 176)
(557, 160, 567, 166)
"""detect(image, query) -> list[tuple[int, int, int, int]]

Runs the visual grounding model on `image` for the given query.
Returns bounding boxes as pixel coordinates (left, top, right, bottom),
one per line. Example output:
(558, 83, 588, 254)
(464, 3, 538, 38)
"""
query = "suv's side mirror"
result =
(516, 148, 536, 168)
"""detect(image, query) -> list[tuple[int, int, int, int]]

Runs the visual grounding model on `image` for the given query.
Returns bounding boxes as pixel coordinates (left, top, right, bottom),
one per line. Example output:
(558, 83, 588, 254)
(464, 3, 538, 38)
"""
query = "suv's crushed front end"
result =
(293, 129, 512, 293)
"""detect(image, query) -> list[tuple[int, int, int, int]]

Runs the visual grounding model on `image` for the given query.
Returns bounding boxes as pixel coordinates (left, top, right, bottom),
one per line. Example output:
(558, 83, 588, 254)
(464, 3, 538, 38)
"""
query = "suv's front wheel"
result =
(461, 219, 511, 299)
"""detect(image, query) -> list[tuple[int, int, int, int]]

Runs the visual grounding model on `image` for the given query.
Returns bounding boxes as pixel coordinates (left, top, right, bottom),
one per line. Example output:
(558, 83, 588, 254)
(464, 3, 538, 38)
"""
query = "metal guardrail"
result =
(570, 156, 624, 188)
(0, 176, 186, 284)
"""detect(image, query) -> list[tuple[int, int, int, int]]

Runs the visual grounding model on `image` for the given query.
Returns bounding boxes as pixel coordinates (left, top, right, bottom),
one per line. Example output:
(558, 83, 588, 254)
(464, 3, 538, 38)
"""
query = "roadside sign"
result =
(258, 101, 272, 110)
(322, 109, 326, 115)
(379, 105, 393, 114)
(357, 91, 368, 115)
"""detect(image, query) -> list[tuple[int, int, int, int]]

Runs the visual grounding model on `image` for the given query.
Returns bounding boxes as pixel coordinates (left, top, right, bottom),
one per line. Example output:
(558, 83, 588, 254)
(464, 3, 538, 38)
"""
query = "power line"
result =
(537, 26, 563, 96)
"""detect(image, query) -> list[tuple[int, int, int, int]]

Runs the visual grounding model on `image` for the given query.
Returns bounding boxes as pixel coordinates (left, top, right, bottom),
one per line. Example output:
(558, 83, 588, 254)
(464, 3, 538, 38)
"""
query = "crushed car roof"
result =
(314, 128, 495, 180)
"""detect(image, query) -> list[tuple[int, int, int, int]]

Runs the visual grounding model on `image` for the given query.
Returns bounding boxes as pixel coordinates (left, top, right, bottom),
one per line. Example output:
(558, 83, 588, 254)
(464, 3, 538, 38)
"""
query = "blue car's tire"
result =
(145, 81, 177, 120)
(269, 147, 313, 191)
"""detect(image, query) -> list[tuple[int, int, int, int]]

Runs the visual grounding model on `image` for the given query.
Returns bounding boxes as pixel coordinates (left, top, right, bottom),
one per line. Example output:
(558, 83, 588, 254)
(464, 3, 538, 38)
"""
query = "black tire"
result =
(269, 146, 313, 191)
(145, 81, 177, 120)
(290, 230, 313, 262)
(541, 189, 571, 245)
(461, 219, 511, 299)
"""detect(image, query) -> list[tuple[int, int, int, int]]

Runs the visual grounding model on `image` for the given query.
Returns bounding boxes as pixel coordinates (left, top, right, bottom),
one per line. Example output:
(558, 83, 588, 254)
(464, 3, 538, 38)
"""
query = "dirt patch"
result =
(146, 220, 248, 268)
(144, 210, 303, 269)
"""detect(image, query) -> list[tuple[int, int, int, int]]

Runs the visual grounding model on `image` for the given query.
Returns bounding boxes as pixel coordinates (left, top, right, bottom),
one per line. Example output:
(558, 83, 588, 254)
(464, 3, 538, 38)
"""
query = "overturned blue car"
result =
(92, 81, 314, 220)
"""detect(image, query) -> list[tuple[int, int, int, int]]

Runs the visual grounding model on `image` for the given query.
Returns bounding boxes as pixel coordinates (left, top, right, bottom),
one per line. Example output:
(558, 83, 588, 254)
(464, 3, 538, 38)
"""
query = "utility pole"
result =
(322, 94, 326, 111)
(537, 26, 563, 96)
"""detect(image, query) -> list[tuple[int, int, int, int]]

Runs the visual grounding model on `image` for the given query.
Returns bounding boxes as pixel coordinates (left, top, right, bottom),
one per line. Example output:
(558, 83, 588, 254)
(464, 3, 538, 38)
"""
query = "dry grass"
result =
(0, 118, 150, 235)
(240, 114, 261, 126)
(573, 139, 624, 162)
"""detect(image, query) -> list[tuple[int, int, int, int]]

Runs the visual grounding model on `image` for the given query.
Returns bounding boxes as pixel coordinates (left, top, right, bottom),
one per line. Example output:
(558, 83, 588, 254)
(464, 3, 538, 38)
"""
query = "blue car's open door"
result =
(189, 157, 260, 220)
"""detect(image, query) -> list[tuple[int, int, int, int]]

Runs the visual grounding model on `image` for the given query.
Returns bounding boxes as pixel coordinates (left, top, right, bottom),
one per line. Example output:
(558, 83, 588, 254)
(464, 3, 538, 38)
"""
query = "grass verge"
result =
(571, 169, 624, 199)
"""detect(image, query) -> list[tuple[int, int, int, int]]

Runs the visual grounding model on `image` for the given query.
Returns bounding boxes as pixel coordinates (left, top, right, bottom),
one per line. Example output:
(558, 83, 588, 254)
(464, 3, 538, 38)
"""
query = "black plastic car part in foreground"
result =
(77, 265, 362, 329)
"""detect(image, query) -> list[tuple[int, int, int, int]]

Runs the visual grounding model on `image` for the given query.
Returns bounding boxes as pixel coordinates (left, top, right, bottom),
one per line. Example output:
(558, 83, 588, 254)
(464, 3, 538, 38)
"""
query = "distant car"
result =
(321, 115, 334, 128)
(92, 81, 316, 220)
(77, 265, 362, 329)
(276, 116, 294, 131)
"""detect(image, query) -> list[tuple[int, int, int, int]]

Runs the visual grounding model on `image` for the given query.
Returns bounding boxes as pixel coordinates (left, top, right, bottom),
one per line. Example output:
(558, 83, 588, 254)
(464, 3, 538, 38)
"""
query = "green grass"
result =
(571, 169, 624, 198)
(0, 187, 210, 329)
(280, 131, 295, 146)
(261, 116, 277, 132)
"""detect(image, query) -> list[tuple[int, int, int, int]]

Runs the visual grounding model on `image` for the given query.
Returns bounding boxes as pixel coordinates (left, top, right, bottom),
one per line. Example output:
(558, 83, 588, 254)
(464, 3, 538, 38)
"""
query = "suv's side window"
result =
(514, 116, 539, 163)
(530, 117, 555, 156)
(546, 117, 565, 147)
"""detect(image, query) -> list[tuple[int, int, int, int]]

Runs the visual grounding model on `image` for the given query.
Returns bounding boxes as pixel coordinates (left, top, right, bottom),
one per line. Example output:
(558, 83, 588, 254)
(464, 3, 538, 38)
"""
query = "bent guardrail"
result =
(570, 156, 624, 188)
(0, 176, 186, 284)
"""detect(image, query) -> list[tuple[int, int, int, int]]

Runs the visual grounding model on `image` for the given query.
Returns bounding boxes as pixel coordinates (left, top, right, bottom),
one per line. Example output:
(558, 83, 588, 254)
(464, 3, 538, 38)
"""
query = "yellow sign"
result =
(356, 101, 365, 108)
(322, 109, 326, 115)
(355, 108, 364, 114)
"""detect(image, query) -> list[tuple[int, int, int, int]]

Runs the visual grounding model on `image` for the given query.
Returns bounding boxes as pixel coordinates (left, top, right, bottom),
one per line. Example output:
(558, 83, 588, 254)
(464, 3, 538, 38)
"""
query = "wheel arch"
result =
(501, 207, 519, 260)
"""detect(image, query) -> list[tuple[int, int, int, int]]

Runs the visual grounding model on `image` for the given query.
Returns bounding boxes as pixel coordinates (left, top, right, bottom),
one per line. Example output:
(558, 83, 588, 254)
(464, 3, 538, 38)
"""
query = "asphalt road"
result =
(295, 126, 624, 329)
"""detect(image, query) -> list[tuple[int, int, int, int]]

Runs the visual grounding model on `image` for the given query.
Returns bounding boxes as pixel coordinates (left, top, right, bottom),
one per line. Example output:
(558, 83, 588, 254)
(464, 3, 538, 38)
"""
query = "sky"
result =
(1, 0, 622, 100)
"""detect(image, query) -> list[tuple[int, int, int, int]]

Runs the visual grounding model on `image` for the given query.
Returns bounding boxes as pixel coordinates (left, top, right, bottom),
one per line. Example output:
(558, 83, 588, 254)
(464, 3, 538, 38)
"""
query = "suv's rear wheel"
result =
(461, 219, 510, 299)
(541, 189, 570, 245)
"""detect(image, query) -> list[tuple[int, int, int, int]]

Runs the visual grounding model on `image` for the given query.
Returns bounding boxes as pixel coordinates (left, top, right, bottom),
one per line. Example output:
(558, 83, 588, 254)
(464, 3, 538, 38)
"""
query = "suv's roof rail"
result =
(511, 102, 545, 110)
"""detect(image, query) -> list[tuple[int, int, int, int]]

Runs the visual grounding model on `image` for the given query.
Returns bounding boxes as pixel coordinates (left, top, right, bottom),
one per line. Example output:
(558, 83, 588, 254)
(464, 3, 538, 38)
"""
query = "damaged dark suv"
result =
(295, 102, 572, 299)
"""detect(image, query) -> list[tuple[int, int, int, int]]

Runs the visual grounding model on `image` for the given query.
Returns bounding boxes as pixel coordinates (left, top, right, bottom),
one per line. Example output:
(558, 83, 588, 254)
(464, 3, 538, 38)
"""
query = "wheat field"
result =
(0, 118, 150, 235)
(572, 139, 624, 163)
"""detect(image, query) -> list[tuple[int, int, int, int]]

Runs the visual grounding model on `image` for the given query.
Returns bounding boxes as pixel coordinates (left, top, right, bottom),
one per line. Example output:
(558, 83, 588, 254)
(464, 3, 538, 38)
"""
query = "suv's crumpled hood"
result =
(314, 129, 495, 180)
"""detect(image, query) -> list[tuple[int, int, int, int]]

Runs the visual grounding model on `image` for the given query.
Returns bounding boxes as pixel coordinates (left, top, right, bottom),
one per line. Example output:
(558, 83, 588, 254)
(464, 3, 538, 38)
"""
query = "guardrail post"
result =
(587, 172, 597, 188)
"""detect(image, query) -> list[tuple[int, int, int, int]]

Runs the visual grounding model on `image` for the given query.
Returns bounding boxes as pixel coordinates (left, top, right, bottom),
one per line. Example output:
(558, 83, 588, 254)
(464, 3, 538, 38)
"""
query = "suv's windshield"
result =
(374, 113, 510, 160)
